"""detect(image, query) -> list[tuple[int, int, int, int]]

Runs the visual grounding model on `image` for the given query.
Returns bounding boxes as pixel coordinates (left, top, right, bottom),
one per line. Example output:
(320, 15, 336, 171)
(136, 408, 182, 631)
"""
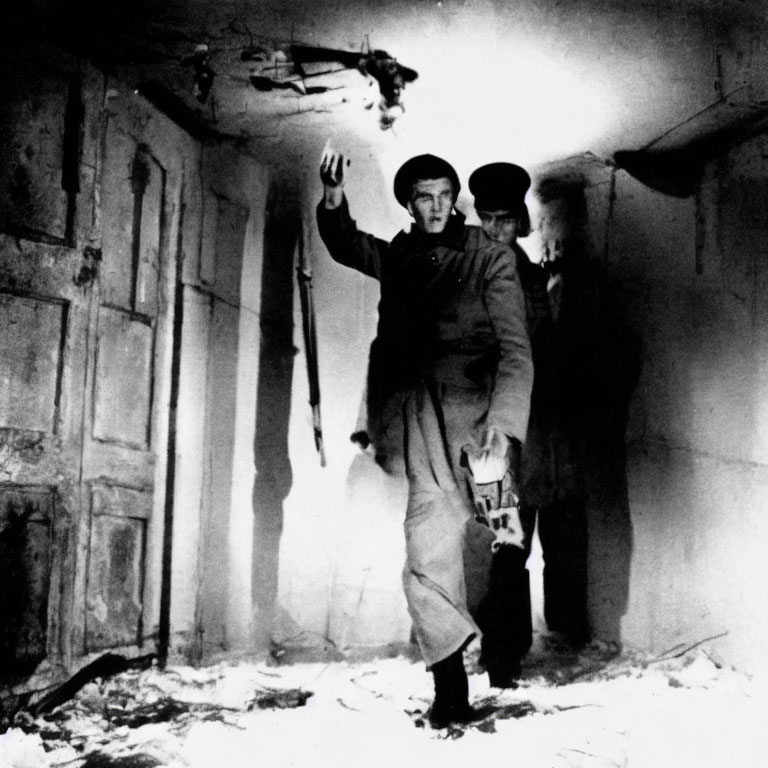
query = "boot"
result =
(486, 657, 522, 689)
(428, 649, 482, 728)
(477, 545, 532, 688)
(539, 500, 591, 648)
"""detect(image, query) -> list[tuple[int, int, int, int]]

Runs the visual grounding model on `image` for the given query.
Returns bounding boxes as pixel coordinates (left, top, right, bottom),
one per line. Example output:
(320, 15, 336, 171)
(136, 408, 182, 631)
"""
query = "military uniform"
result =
(317, 198, 533, 667)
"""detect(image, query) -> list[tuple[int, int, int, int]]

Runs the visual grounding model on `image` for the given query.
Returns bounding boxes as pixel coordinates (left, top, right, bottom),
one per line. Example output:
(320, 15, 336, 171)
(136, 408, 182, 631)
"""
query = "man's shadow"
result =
(251, 174, 300, 652)
(550, 216, 641, 647)
(582, 255, 641, 644)
(533, 180, 641, 648)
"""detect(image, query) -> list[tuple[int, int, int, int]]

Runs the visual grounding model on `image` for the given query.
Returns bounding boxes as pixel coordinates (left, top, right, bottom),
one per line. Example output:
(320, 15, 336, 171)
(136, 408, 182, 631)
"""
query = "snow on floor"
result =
(2, 642, 766, 768)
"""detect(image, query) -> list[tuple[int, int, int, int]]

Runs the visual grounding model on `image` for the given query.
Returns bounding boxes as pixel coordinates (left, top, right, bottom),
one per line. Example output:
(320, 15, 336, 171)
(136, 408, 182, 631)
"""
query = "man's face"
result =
(477, 210, 519, 246)
(407, 178, 454, 234)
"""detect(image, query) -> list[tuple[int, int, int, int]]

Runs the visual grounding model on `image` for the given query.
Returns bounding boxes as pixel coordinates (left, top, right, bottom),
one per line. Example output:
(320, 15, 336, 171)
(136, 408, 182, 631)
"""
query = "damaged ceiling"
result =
(13, 0, 768, 182)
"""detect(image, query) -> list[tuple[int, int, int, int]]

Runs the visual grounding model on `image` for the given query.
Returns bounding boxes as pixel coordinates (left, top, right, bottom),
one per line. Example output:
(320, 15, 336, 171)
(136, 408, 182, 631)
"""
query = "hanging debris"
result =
(241, 41, 418, 129)
(181, 44, 215, 103)
(359, 49, 418, 130)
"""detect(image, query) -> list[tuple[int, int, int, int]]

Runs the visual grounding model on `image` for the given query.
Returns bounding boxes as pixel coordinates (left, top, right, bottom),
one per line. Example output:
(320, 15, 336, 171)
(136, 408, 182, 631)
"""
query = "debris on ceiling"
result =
(238, 41, 418, 129)
(134, 29, 419, 135)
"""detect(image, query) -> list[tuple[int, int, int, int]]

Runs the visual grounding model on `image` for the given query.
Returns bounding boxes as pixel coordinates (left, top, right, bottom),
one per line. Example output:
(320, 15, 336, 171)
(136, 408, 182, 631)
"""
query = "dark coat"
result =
(317, 197, 533, 472)
(514, 243, 592, 506)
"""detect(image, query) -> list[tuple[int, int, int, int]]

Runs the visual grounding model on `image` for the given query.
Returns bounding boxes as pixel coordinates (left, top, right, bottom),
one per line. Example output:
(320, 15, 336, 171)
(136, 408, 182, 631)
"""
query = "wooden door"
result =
(72, 104, 178, 661)
(0, 52, 183, 686)
(0, 49, 91, 685)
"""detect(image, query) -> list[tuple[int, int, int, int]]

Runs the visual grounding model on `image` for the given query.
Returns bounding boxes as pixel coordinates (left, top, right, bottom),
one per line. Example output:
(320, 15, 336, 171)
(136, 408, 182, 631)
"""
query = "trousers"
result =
(477, 499, 590, 660)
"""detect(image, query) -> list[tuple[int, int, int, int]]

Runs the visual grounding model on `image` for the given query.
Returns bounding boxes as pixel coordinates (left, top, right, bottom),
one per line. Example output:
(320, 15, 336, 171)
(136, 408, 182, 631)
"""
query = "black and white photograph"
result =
(1, 1, 767, 765)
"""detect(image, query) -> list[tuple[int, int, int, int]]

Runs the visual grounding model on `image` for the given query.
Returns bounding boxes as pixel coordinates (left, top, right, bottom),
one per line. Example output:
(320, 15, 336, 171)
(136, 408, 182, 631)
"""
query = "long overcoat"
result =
(318, 198, 533, 667)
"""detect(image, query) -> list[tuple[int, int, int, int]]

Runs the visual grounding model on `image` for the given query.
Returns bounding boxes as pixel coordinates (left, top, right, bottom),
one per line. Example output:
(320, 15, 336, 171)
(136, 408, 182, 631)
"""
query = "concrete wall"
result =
(531, 127, 768, 678)
(592, 20, 768, 677)
(617, 134, 768, 676)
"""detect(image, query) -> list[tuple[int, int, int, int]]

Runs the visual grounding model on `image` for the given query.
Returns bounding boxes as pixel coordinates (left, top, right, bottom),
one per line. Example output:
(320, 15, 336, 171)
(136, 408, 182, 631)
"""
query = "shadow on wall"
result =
(251, 175, 301, 652)
(538, 179, 642, 645)
(583, 248, 642, 643)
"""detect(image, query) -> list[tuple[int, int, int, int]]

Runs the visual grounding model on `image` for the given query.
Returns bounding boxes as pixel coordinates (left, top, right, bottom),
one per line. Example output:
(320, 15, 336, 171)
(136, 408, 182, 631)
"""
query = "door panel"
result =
(92, 307, 154, 449)
(0, 485, 56, 680)
(0, 54, 79, 245)
(75, 109, 176, 661)
(84, 484, 151, 651)
(99, 139, 163, 316)
(0, 293, 68, 434)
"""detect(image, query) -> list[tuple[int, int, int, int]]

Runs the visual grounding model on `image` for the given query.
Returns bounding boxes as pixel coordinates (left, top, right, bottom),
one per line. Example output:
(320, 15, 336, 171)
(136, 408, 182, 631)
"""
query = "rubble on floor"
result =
(1, 638, 766, 768)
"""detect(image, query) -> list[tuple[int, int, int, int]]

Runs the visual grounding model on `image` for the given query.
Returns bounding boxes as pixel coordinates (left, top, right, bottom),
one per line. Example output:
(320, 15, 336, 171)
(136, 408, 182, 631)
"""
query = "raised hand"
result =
(320, 140, 347, 209)
(320, 140, 347, 187)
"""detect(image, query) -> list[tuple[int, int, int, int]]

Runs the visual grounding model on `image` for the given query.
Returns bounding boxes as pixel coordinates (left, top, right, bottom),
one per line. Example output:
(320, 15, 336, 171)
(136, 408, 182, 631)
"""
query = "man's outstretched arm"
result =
(316, 145, 390, 279)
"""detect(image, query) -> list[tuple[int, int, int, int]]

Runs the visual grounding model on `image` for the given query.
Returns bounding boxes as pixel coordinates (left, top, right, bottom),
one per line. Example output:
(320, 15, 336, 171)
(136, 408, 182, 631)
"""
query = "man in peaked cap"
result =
(470, 161, 592, 686)
(469, 161, 532, 245)
(316, 147, 533, 727)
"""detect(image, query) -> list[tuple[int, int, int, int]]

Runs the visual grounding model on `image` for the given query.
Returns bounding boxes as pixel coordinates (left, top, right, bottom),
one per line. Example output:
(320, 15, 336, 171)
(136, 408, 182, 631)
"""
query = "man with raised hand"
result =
(317, 148, 533, 727)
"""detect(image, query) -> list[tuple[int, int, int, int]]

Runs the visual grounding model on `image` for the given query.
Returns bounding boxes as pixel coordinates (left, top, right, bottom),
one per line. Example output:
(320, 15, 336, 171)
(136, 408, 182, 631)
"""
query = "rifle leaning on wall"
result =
(296, 221, 327, 466)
